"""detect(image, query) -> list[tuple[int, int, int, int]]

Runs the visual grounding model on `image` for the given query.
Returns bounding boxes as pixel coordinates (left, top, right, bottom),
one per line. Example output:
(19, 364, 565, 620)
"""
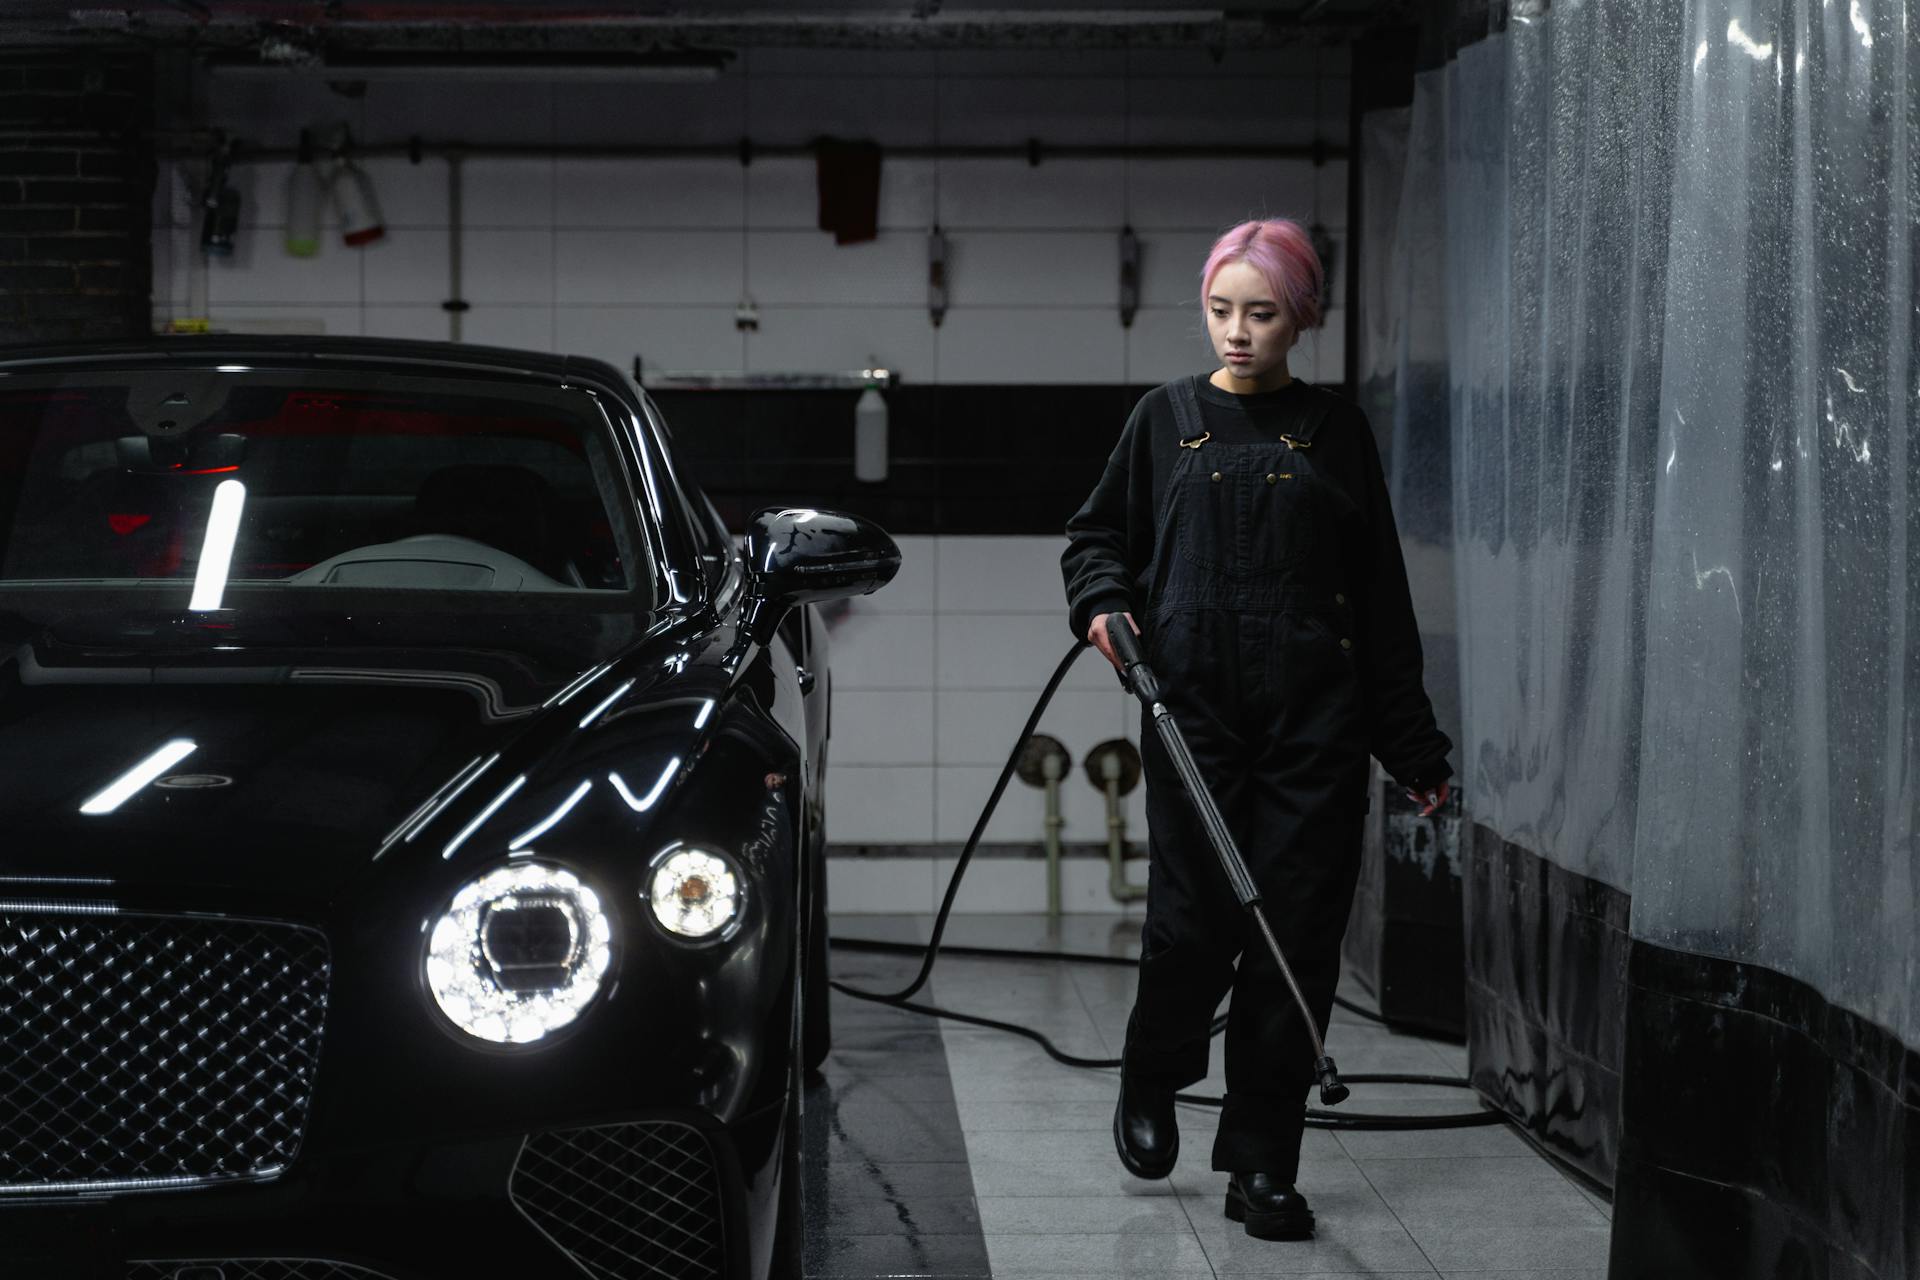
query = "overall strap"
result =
(1284, 384, 1342, 447)
(1170, 374, 1207, 443)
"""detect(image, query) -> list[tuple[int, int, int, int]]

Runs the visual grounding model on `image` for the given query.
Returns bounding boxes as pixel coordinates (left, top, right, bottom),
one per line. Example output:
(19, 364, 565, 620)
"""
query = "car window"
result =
(0, 366, 650, 601)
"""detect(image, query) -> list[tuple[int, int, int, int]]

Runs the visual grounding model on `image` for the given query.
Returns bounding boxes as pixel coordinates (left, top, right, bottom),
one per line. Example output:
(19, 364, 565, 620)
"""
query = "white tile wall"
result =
(813, 533, 1148, 858)
(156, 48, 1351, 904)
(157, 47, 1348, 385)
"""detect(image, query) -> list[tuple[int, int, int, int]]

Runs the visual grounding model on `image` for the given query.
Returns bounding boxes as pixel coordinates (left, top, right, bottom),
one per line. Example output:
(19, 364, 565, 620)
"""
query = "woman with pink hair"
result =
(1061, 218, 1453, 1241)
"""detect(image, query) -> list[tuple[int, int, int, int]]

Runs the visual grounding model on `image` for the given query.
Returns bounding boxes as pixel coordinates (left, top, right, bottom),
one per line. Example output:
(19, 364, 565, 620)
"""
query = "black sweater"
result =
(1060, 373, 1453, 791)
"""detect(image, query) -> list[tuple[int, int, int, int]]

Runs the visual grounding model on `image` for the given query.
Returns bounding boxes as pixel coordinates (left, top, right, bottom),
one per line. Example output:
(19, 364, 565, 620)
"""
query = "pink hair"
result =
(1198, 219, 1323, 332)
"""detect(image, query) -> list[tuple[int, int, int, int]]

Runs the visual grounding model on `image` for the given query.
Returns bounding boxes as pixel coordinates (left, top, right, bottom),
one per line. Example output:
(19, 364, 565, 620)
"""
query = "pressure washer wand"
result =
(1105, 614, 1349, 1106)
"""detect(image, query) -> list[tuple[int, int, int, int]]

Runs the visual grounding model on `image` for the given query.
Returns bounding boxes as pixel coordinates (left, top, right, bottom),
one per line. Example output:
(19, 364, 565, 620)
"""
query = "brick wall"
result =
(0, 51, 154, 345)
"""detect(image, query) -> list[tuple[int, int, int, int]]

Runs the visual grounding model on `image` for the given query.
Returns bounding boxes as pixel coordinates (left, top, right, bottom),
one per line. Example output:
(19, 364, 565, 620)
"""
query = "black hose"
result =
(828, 640, 1502, 1133)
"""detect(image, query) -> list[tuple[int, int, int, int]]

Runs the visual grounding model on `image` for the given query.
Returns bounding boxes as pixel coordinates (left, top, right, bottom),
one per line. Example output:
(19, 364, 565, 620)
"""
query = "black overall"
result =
(1124, 375, 1371, 1180)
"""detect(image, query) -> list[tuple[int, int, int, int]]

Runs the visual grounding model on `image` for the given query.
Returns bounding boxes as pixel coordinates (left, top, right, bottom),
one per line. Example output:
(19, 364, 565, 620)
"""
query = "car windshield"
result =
(0, 364, 649, 606)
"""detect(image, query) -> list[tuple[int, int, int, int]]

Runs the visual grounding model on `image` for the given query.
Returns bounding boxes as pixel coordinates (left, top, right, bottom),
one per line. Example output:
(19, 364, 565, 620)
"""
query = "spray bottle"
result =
(327, 127, 386, 247)
(284, 128, 325, 258)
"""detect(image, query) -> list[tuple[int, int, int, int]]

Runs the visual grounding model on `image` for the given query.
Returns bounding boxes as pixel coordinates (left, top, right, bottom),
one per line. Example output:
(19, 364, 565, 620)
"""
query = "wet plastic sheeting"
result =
(1398, 0, 1917, 1050)
(1629, 0, 1918, 1052)
(1441, 5, 1678, 898)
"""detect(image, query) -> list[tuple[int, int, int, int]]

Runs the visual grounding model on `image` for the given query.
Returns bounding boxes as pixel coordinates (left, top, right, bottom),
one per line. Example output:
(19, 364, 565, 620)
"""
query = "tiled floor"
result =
(818, 913, 1613, 1280)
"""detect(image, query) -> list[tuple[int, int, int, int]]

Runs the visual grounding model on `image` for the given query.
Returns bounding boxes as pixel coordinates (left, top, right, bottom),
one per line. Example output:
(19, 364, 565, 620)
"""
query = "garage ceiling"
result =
(3, 1, 1417, 50)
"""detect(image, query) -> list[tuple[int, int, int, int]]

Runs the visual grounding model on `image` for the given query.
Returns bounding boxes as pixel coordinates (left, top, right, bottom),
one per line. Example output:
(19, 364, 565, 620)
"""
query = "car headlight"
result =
(425, 862, 613, 1046)
(646, 843, 742, 941)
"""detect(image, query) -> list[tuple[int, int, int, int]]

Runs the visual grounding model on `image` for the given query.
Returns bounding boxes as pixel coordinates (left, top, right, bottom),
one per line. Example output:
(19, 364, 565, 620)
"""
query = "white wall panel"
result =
(745, 306, 933, 379)
(936, 536, 1071, 614)
(358, 157, 448, 229)
(934, 308, 1124, 384)
(463, 160, 557, 228)
(361, 305, 449, 341)
(935, 690, 1127, 769)
(827, 855, 935, 913)
(822, 611, 935, 690)
(747, 156, 938, 231)
(206, 243, 361, 306)
(937, 615, 1112, 692)
(555, 230, 745, 305)
(943, 233, 1115, 308)
(558, 306, 742, 380)
(746, 231, 924, 306)
(556, 159, 744, 228)
(1126, 158, 1323, 230)
(829, 768, 937, 845)
(1126, 308, 1214, 385)
(461, 306, 557, 352)
(936, 159, 1124, 230)
(832, 691, 936, 766)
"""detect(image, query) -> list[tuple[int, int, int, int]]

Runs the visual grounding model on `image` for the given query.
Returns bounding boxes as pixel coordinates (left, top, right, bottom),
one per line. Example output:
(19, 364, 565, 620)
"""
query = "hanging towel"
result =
(814, 135, 882, 244)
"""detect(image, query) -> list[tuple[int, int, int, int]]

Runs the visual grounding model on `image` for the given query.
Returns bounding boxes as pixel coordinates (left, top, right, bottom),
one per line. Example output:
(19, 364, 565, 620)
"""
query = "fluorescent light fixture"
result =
(609, 758, 680, 813)
(80, 739, 197, 815)
(576, 679, 636, 730)
(442, 774, 528, 859)
(188, 479, 246, 611)
(508, 779, 594, 851)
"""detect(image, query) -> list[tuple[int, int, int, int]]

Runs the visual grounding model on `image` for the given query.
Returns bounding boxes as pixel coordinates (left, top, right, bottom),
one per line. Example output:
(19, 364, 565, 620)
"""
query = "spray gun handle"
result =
(1104, 614, 1159, 704)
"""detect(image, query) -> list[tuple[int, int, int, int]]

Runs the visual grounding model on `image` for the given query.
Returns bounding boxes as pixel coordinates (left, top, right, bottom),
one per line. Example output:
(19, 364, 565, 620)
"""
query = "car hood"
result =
(0, 595, 738, 911)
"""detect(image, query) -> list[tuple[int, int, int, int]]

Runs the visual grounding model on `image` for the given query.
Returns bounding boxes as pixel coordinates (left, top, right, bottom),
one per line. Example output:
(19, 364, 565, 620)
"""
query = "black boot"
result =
(1112, 1070, 1178, 1179)
(1225, 1172, 1314, 1240)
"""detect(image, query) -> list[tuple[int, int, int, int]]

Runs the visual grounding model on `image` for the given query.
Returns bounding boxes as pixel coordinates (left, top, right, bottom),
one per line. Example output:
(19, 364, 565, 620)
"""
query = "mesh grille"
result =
(510, 1121, 725, 1280)
(0, 906, 330, 1192)
(127, 1264, 399, 1280)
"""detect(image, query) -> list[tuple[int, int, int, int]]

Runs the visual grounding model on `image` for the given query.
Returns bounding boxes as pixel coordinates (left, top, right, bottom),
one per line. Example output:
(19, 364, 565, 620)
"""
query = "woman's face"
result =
(1206, 260, 1297, 387)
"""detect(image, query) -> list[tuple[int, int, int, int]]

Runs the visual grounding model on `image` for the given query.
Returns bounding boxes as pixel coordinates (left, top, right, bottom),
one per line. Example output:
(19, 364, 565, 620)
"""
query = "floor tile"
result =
(1192, 1219, 1438, 1275)
(975, 1194, 1195, 1234)
(966, 1154, 1179, 1198)
(1409, 1223, 1614, 1271)
(1358, 1157, 1607, 1231)
(985, 1230, 1215, 1276)
(955, 1099, 1116, 1131)
(1331, 1103, 1529, 1162)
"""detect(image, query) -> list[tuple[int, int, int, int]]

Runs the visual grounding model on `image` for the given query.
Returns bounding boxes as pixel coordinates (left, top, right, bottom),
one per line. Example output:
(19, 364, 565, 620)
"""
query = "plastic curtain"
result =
(1381, 0, 1917, 1045)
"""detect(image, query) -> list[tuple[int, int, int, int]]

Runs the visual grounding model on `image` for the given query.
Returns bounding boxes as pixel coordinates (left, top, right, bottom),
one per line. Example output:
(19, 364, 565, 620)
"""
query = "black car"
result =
(0, 336, 899, 1279)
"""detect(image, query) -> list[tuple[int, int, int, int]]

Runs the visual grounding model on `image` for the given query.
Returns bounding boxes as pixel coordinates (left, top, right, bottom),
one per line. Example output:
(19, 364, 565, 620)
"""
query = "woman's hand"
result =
(1406, 780, 1451, 818)
(1088, 611, 1139, 672)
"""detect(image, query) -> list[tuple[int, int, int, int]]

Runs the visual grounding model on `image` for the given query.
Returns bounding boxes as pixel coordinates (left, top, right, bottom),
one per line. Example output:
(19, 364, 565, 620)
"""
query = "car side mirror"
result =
(740, 506, 900, 646)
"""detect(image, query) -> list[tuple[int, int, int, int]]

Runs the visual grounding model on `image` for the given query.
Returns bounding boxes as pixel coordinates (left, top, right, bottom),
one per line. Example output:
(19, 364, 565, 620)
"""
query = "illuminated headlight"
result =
(647, 844, 742, 941)
(425, 862, 613, 1045)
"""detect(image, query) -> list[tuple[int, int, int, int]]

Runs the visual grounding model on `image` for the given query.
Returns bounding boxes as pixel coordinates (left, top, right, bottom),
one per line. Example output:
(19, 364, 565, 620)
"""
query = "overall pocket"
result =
(1173, 464, 1317, 582)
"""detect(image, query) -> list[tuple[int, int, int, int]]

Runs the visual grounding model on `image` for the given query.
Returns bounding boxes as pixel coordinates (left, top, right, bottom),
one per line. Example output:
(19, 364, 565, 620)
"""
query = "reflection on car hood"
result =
(0, 598, 734, 909)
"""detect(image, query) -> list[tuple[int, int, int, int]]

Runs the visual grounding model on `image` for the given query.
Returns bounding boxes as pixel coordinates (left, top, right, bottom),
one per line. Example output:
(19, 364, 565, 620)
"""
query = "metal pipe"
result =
(1041, 750, 1065, 918)
(1104, 759, 1146, 903)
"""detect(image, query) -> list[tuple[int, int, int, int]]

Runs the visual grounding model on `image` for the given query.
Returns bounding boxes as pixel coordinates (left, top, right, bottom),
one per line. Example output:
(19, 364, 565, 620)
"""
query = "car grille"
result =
(510, 1121, 726, 1280)
(0, 904, 330, 1193)
(128, 1265, 400, 1280)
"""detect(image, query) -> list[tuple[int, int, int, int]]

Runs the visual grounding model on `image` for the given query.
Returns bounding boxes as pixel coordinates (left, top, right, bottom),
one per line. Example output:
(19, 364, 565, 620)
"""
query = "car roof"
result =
(0, 334, 635, 397)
